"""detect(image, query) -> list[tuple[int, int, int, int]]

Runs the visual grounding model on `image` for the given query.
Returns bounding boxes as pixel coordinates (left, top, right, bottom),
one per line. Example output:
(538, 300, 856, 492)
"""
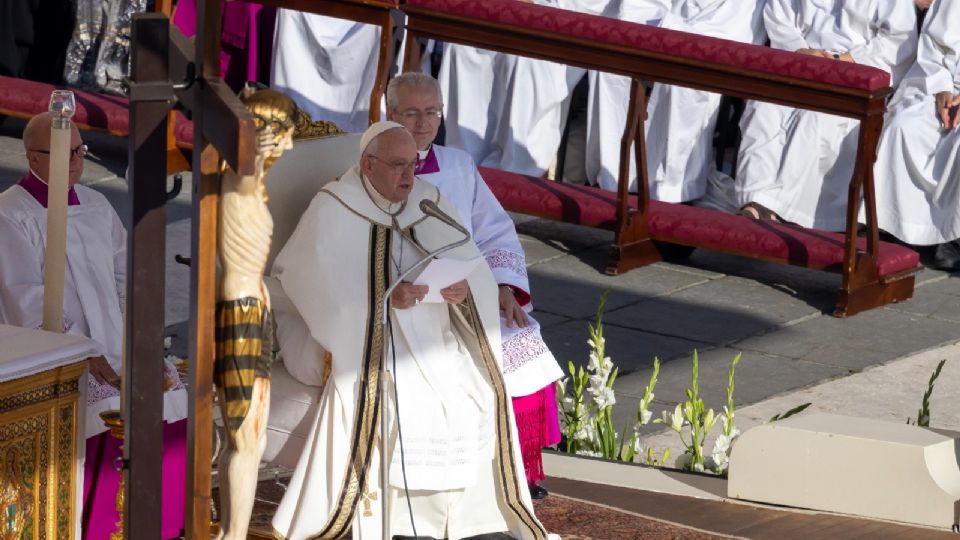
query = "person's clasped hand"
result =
(392, 282, 428, 309)
(440, 280, 469, 305)
(89, 355, 121, 388)
(499, 285, 529, 328)
(936, 91, 960, 129)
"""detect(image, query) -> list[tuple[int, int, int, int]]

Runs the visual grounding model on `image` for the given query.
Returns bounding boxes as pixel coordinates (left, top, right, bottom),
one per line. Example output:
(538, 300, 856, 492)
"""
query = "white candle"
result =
(42, 90, 76, 333)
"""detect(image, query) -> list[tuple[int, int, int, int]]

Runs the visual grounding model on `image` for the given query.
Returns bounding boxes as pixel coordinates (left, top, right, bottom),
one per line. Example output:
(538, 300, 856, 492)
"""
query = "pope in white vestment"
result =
(271, 123, 547, 539)
(871, 0, 960, 262)
(586, 0, 766, 196)
(735, 0, 917, 229)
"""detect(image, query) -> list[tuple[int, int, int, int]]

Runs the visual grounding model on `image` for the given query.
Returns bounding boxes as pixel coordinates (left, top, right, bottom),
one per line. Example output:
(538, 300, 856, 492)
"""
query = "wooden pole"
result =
(187, 1, 222, 536)
(124, 13, 171, 539)
(42, 90, 75, 332)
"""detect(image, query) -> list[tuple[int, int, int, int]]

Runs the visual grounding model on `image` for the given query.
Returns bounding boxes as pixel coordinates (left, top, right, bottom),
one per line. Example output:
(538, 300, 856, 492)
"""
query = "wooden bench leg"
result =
(835, 113, 915, 316)
(835, 254, 916, 317)
(607, 77, 659, 275)
(606, 213, 660, 275)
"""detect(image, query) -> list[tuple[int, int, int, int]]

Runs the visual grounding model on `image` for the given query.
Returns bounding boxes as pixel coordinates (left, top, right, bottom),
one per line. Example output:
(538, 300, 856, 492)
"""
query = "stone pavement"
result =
(2, 115, 959, 461)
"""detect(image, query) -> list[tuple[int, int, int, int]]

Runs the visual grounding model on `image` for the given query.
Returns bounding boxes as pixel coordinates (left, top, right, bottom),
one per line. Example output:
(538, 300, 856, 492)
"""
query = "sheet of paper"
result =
(414, 256, 483, 303)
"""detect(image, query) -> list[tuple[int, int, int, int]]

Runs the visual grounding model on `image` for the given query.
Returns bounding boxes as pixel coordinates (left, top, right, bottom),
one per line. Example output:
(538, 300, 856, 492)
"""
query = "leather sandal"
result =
(738, 202, 783, 222)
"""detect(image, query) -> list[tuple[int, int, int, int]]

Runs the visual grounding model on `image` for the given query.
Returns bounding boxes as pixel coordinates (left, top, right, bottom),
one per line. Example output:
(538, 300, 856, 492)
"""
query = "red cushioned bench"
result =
(403, 0, 920, 316)
(480, 166, 919, 289)
(0, 75, 192, 174)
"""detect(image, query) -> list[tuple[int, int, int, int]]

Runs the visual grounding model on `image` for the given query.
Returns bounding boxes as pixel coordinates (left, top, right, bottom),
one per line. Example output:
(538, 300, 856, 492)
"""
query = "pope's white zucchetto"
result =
(359, 121, 407, 154)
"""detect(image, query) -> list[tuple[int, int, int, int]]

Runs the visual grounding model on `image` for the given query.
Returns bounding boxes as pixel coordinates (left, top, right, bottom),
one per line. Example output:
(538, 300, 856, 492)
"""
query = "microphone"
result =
(419, 199, 469, 238)
(381, 199, 472, 325)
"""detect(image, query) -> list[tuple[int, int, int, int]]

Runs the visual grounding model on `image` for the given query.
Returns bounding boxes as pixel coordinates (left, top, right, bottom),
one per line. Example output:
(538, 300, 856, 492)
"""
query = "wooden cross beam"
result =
(125, 2, 255, 538)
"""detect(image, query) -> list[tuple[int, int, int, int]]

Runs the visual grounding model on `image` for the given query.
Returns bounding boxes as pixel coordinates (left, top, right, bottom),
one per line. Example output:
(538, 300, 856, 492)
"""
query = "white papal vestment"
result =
(270, 167, 547, 539)
(735, 0, 917, 230)
(871, 0, 960, 245)
(418, 144, 563, 397)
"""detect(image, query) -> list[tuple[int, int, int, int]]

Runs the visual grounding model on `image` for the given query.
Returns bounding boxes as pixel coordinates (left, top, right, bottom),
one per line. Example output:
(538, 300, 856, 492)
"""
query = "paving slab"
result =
(882, 276, 960, 322)
(528, 309, 571, 330)
(735, 306, 960, 370)
(615, 346, 848, 408)
(685, 249, 842, 297)
(528, 248, 712, 320)
(604, 276, 823, 344)
(542, 318, 703, 377)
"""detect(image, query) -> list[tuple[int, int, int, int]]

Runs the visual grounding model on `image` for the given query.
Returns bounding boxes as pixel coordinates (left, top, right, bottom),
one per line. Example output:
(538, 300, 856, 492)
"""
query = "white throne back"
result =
(261, 132, 361, 468)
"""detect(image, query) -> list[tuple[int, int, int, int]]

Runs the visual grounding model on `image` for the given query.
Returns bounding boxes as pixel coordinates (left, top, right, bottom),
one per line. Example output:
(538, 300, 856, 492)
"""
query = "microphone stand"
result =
(379, 215, 471, 540)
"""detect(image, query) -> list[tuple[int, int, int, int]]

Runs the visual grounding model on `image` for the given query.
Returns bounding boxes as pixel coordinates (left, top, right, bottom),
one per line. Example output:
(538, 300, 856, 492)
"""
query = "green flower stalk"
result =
(556, 290, 664, 463)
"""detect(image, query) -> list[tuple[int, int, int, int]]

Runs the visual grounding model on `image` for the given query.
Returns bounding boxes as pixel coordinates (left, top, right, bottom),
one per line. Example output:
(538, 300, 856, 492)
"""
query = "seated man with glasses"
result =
(387, 72, 563, 501)
(271, 121, 549, 539)
(0, 112, 189, 538)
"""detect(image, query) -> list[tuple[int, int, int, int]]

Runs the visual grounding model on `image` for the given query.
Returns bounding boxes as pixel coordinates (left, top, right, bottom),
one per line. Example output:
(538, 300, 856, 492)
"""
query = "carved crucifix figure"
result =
(214, 87, 295, 540)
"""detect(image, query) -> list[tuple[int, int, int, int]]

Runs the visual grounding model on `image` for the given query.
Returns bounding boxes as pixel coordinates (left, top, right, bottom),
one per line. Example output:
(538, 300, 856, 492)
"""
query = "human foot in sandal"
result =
(738, 202, 783, 222)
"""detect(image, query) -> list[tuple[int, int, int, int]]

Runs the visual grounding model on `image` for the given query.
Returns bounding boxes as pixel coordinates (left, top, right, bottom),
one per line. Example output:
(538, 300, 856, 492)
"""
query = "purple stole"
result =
(415, 146, 441, 175)
(18, 171, 80, 207)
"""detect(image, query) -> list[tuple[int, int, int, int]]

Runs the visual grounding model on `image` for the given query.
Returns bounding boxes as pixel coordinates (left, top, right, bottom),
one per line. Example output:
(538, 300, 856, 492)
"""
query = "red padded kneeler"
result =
(478, 167, 919, 278)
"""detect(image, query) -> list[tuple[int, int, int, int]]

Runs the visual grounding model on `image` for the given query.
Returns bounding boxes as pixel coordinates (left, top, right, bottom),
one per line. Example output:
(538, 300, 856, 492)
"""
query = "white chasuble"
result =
(871, 0, 960, 245)
(271, 167, 547, 540)
(735, 0, 917, 230)
(418, 145, 562, 397)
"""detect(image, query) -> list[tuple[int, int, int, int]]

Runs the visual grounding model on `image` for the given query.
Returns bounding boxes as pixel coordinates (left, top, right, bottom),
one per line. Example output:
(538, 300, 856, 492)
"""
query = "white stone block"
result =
(728, 412, 960, 529)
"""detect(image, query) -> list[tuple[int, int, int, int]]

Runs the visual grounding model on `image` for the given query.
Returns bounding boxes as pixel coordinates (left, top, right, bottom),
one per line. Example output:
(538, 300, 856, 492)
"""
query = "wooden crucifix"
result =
(124, 4, 255, 538)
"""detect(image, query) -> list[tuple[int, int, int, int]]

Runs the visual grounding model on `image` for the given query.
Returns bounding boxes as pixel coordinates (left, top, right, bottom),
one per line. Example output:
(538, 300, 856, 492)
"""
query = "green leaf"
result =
(769, 402, 812, 422)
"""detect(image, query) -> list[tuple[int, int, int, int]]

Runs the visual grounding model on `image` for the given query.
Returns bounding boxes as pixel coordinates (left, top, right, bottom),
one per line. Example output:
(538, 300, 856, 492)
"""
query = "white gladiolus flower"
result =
(573, 425, 592, 442)
(640, 408, 652, 425)
(601, 356, 613, 372)
(670, 404, 685, 431)
(593, 387, 616, 409)
(587, 351, 601, 373)
(655, 404, 685, 432)
(713, 433, 731, 455)
(703, 408, 717, 434)
(632, 436, 644, 455)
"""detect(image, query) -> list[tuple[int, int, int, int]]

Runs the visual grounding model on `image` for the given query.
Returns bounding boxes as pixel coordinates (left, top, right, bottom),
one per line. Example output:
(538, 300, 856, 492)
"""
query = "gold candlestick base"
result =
(99, 411, 124, 540)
